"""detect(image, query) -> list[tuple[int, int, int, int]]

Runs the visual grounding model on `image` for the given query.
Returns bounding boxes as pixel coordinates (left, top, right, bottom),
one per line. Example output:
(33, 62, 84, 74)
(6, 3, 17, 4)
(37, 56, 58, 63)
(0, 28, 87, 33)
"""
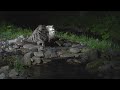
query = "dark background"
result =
(0, 11, 120, 30)
(0, 11, 87, 28)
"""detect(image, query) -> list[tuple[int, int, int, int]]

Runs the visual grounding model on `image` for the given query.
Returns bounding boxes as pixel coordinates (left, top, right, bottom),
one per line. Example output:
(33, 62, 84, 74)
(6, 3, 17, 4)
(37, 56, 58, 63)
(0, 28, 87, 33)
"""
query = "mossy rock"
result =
(86, 59, 108, 73)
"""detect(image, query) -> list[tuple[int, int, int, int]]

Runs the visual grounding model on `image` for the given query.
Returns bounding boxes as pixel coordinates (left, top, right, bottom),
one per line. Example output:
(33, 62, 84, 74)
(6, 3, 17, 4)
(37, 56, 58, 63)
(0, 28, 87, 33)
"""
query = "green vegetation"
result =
(56, 32, 120, 51)
(51, 13, 120, 44)
(13, 56, 24, 72)
(2, 55, 24, 72)
(0, 23, 32, 40)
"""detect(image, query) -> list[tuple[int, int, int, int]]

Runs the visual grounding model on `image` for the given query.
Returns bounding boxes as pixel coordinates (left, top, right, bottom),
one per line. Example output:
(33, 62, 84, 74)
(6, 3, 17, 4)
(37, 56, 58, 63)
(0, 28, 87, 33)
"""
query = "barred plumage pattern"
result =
(27, 25, 49, 43)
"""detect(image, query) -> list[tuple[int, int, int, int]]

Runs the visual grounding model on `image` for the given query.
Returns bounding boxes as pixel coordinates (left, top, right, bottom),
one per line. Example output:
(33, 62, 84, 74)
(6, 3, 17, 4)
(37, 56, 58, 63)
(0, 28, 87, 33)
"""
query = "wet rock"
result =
(0, 48, 3, 53)
(14, 49, 23, 55)
(9, 69, 19, 79)
(15, 35, 25, 46)
(43, 59, 52, 64)
(7, 39, 17, 45)
(81, 48, 91, 53)
(63, 42, 72, 47)
(44, 48, 58, 58)
(98, 64, 112, 72)
(23, 44, 39, 50)
(0, 66, 9, 73)
(79, 53, 89, 63)
(23, 52, 34, 66)
(5, 46, 15, 52)
(81, 48, 99, 61)
(67, 59, 81, 64)
(107, 49, 120, 57)
(55, 40, 64, 46)
(0, 73, 5, 79)
(34, 51, 44, 58)
(56, 48, 69, 56)
(88, 49, 99, 61)
(38, 46, 44, 51)
(72, 44, 82, 48)
(13, 44, 20, 49)
(31, 56, 42, 65)
(59, 53, 75, 58)
(30, 47, 38, 52)
(69, 47, 81, 53)
(20, 48, 30, 54)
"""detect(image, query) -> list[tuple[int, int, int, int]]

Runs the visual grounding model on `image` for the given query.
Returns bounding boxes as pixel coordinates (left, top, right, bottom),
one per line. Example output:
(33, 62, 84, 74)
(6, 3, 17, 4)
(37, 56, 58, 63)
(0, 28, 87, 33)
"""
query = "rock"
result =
(59, 53, 75, 58)
(63, 42, 72, 47)
(23, 52, 34, 66)
(38, 46, 44, 51)
(88, 49, 100, 61)
(55, 40, 64, 46)
(31, 56, 42, 65)
(15, 35, 25, 46)
(30, 47, 38, 52)
(0, 66, 9, 73)
(98, 64, 112, 72)
(81, 48, 99, 61)
(56, 49, 69, 56)
(69, 47, 81, 53)
(9, 69, 19, 79)
(0, 73, 5, 79)
(7, 39, 17, 45)
(43, 59, 52, 64)
(71, 44, 82, 48)
(81, 48, 91, 53)
(20, 48, 30, 54)
(67, 59, 81, 64)
(44, 48, 58, 58)
(34, 51, 44, 58)
(0, 48, 3, 53)
(23, 44, 40, 52)
(13, 45, 20, 49)
(14, 49, 23, 55)
(79, 53, 89, 63)
(107, 49, 120, 57)
(23, 44, 38, 49)
(5, 46, 15, 52)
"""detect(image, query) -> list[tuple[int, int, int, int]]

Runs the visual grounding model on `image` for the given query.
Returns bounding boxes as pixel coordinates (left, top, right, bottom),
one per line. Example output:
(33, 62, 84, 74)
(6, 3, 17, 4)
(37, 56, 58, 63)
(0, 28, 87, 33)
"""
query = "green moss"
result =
(86, 59, 106, 73)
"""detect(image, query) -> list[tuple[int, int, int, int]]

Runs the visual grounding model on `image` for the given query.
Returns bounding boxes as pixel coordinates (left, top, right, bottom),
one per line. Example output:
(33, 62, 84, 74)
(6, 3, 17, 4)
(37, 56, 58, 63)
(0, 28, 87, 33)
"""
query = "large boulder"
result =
(42, 59, 52, 64)
(8, 69, 19, 79)
(31, 56, 43, 65)
(81, 48, 99, 61)
(44, 48, 58, 58)
(23, 44, 39, 50)
(0, 66, 9, 73)
(5, 46, 15, 52)
(67, 59, 81, 64)
(23, 52, 34, 66)
(34, 51, 44, 58)
(0, 73, 5, 79)
(69, 47, 81, 53)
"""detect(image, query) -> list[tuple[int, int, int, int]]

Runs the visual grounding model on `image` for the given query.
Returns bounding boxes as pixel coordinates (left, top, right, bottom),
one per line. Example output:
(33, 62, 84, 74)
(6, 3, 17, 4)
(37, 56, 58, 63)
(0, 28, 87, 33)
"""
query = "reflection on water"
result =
(25, 60, 98, 79)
